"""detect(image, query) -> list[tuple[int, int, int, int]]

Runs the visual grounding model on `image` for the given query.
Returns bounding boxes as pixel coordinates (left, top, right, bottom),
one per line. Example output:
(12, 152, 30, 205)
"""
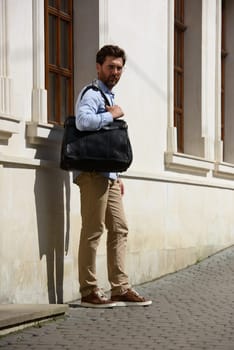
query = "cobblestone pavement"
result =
(1, 246, 234, 350)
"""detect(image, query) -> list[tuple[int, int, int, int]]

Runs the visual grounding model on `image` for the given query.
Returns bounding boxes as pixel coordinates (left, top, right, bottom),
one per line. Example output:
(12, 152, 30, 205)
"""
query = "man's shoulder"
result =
(79, 84, 102, 101)
(80, 84, 98, 97)
(79, 83, 110, 106)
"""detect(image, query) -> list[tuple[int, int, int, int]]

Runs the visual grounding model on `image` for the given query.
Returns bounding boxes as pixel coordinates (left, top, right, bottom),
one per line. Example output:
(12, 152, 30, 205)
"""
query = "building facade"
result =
(0, 0, 234, 304)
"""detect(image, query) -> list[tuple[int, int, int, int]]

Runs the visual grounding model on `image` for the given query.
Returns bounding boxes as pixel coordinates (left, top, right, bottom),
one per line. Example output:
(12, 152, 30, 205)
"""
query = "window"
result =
(45, 0, 73, 125)
(221, 0, 234, 163)
(174, 0, 202, 157)
(174, 0, 186, 153)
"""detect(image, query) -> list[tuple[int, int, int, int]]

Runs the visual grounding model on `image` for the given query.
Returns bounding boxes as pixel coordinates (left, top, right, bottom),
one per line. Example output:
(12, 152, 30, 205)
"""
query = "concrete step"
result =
(0, 304, 68, 335)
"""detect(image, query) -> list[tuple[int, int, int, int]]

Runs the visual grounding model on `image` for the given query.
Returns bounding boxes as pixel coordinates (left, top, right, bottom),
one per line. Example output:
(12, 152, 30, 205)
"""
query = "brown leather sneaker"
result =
(81, 289, 116, 308)
(111, 288, 152, 307)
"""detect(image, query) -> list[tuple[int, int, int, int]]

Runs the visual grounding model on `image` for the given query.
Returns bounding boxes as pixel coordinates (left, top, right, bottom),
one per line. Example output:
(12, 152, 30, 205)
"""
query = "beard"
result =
(103, 75, 120, 89)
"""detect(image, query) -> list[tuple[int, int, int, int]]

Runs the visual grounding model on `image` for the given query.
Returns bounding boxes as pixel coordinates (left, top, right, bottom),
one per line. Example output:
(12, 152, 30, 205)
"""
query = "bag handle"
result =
(80, 84, 111, 106)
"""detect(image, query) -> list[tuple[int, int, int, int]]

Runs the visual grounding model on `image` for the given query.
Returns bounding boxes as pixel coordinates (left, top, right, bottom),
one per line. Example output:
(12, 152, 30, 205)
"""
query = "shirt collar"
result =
(96, 79, 115, 98)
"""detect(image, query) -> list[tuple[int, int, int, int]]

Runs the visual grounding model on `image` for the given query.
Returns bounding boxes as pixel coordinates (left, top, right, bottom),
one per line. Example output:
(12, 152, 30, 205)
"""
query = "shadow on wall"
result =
(34, 154, 71, 304)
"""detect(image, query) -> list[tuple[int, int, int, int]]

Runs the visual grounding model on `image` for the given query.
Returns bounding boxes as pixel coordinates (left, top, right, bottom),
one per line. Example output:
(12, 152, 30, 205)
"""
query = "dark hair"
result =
(96, 45, 126, 66)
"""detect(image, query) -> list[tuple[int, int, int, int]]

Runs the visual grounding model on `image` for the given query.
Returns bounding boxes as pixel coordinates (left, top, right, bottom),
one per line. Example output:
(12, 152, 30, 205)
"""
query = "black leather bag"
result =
(60, 85, 133, 172)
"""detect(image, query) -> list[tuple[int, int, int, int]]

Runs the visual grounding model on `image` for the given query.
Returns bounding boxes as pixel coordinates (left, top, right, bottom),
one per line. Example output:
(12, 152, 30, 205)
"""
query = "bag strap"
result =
(80, 84, 111, 106)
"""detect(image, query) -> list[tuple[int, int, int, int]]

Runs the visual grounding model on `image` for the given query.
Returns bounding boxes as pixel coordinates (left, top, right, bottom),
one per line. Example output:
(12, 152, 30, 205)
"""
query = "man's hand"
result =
(106, 105, 124, 119)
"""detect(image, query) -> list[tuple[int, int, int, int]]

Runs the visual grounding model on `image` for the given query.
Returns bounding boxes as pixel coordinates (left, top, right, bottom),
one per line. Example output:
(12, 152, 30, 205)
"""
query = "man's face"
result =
(96, 56, 124, 89)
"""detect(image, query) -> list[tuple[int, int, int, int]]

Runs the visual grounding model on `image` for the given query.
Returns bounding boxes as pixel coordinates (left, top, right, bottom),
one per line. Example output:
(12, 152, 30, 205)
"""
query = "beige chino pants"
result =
(76, 172, 130, 297)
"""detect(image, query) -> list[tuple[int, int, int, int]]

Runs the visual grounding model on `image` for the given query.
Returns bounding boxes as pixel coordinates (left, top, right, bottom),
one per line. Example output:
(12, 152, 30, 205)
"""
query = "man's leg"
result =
(105, 179, 130, 296)
(77, 172, 109, 297)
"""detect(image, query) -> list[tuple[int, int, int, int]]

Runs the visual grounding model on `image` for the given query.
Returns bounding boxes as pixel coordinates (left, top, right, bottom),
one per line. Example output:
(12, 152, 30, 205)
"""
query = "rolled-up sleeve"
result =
(75, 89, 113, 131)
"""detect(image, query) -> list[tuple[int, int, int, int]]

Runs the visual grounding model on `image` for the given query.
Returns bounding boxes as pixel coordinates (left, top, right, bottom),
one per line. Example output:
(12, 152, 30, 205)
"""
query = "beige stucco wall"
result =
(0, 0, 234, 304)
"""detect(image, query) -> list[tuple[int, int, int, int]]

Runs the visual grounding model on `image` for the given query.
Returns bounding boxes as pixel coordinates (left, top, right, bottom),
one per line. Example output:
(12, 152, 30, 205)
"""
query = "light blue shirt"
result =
(73, 79, 118, 181)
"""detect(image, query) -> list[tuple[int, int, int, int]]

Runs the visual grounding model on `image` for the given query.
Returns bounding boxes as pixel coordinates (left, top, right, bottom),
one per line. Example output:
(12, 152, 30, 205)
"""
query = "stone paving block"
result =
(0, 247, 234, 350)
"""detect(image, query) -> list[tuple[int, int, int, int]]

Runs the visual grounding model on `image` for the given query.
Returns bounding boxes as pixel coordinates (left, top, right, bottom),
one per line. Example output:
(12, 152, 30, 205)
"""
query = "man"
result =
(74, 45, 152, 308)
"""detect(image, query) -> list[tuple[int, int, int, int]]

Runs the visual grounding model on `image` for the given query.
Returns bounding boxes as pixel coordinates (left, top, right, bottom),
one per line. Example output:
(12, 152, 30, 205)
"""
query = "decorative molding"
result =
(214, 162, 234, 180)
(26, 122, 63, 146)
(0, 76, 12, 116)
(31, 89, 47, 124)
(123, 169, 234, 190)
(99, 0, 109, 46)
(0, 115, 20, 140)
(167, 126, 177, 153)
(164, 152, 213, 176)
(0, 152, 59, 169)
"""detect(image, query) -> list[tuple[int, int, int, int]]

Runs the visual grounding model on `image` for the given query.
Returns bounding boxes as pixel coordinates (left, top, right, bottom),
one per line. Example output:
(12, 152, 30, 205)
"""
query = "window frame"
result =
(221, 0, 228, 145)
(174, 0, 187, 153)
(44, 0, 74, 125)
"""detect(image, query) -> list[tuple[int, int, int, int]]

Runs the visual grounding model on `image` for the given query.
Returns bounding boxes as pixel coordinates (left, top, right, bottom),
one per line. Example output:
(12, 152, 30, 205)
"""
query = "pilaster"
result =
(0, 0, 12, 116)
(0, 0, 19, 140)
(31, 0, 47, 123)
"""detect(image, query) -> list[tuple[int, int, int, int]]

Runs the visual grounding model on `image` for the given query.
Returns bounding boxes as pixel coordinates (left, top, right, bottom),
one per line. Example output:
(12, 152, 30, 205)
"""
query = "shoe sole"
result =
(111, 300, 152, 307)
(80, 302, 116, 308)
